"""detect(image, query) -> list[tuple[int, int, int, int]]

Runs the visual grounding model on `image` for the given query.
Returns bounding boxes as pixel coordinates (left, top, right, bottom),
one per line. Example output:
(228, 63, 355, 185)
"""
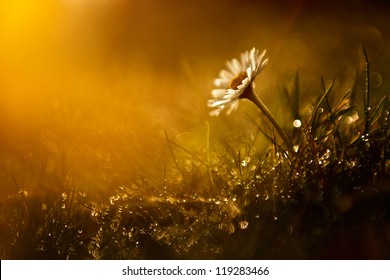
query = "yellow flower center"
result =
(229, 72, 247, 90)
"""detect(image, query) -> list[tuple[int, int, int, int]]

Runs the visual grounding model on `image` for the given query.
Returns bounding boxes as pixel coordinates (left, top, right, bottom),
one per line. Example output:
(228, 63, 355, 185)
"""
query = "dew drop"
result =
(79, 192, 87, 197)
(293, 119, 302, 128)
(239, 220, 249, 230)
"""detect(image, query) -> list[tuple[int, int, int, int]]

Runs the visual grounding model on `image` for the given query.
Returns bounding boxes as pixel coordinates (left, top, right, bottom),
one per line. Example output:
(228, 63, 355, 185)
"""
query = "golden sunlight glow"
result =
(0, 0, 388, 197)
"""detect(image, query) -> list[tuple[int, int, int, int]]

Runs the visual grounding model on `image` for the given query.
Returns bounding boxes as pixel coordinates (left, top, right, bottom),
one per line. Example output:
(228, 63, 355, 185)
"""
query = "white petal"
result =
(246, 67, 252, 80)
(209, 108, 221, 117)
(261, 58, 269, 67)
(209, 99, 230, 107)
(240, 53, 245, 65)
(227, 88, 239, 95)
(226, 100, 239, 115)
(233, 58, 243, 72)
(226, 60, 236, 74)
(214, 78, 230, 88)
(240, 51, 249, 66)
(257, 50, 267, 66)
(211, 89, 227, 98)
(260, 49, 267, 59)
(219, 69, 234, 80)
(241, 77, 249, 87)
(250, 48, 258, 71)
(226, 59, 241, 75)
(237, 83, 245, 90)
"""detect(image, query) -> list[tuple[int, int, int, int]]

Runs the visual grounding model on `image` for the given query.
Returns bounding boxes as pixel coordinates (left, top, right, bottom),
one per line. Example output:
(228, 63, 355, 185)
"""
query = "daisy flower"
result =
(208, 47, 268, 117)
(208, 47, 294, 155)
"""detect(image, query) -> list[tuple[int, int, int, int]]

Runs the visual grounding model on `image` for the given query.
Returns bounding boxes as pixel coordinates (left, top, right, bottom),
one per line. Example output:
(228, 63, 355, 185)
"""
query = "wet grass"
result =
(0, 50, 389, 260)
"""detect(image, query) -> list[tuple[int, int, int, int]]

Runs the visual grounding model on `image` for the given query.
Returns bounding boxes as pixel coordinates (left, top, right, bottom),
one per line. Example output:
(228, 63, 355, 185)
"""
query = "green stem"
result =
(244, 86, 295, 156)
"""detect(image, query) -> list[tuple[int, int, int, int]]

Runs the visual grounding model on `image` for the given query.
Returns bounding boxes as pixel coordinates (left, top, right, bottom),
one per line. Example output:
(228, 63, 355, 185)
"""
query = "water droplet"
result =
(239, 220, 249, 229)
(346, 111, 359, 124)
(19, 189, 29, 197)
(91, 210, 98, 217)
(293, 119, 302, 128)
(79, 191, 87, 197)
(184, 159, 193, 172)
(230, 169, 238, 177)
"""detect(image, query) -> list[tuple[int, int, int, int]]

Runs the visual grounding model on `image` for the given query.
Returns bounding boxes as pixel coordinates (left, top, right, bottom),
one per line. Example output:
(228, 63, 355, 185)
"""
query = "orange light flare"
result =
(0, 0, 389, 196)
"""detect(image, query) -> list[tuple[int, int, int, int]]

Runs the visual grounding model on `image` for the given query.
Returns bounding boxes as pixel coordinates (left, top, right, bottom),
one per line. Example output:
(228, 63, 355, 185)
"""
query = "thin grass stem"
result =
(362, 45, 371, 133)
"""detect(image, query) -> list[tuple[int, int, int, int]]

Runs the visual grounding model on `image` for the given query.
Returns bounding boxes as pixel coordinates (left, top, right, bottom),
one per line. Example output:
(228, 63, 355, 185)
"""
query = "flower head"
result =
(208, 47, 268, 116)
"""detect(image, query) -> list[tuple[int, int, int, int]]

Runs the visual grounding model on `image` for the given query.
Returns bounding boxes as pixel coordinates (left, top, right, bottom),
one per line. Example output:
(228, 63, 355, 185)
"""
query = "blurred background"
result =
(0, 0, 389, 197)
